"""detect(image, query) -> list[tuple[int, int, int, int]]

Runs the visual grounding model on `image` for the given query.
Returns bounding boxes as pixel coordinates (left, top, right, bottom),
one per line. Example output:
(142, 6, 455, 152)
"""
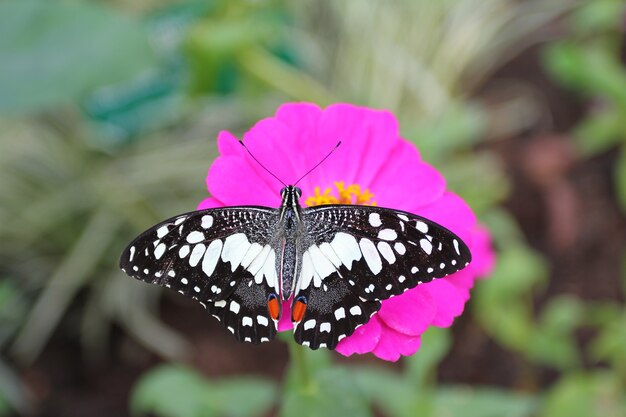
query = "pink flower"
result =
(198, 103, 495, 361)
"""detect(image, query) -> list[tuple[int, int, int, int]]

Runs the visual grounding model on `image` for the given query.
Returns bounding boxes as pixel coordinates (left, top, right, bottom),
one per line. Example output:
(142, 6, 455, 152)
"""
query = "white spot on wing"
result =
(257, 315, 269, 326)
(420, 238, 433, 255)
(230, 301, 240, 313)
(303, 319, 316, 330)
(359, 238, 382, 275)
(394, 242, 406, 255)
(262, 249, 277, 289)
(202, 239, 223, 277)
(299, 251, 314, 290)
(221, 233, 251, 272)
(156, 226, 169, 238)
(330, 232, 362, 270)
(377, 241, 396, 264)
(368, 212, 382, 227)
(453, 239, 460, 255)
(240, 243, 263, 269)
(334, 307, 346, 320)
(307, 245, 336, 279)
(416, 221, 429, 233)
(319, 242, 342, 267)
(189, 244, 206, 267)
(350, 306, 362, 316)
(242, 316, 253, 327)
(320, 322, 331, 333)
(129, 246, 136, 262)
(186, 231, 205, 244)
(378, 229, 397, 241)
(178, 245, 190, 258)
(154, 243, 166, 259)
(201, 215, 213, 229)
(247, 245, 271, 276)
(214, 300, 226, 308)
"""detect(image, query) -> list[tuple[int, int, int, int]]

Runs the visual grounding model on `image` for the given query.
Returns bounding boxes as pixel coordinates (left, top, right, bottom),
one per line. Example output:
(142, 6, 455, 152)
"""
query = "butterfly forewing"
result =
(291, 204, 472, 349)
(119, 207, 281, 344)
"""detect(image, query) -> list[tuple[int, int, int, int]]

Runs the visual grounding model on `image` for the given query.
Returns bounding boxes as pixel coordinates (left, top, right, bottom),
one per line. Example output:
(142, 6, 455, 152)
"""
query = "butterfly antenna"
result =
(294, 141, 341, 186)
(238, 140, 287, 187)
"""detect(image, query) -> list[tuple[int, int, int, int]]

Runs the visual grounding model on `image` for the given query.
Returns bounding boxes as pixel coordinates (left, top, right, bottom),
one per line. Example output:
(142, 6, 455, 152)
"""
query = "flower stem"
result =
(288, 337, 313, 390)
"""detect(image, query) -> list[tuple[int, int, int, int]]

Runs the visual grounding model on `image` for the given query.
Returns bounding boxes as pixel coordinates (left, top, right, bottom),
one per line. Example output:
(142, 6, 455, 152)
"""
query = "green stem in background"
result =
(238, 47, 337, 106)
(287, 337, 313, 391)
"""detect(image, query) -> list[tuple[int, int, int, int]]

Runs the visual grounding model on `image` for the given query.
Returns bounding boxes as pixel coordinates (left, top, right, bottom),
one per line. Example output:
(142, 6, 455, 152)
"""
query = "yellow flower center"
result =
(304, 181, 377, 207)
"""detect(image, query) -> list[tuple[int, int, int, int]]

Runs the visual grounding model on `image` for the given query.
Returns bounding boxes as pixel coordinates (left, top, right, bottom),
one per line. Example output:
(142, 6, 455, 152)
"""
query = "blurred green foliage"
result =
(543, 0, 626, 211)
(1, 0, 625, 416)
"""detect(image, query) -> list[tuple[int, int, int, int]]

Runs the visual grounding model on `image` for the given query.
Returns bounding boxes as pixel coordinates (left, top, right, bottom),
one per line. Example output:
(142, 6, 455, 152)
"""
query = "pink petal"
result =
(274, 102, 322, 150)
(369, 139, 446, 211)
(414, 192, 476, 243)
(444, 268, 476, 299)
(206, 155, 279, 206)
(242, 118, 303, 185)
(371, 326, 422, 361)
(469, 225, 496, 278)
(377, 287, 435, 336)
(315, 104, 399, 188)
(336, 315, 382, 356)
(426, 279, 468, 328)
(217, 130, 245, 156)
(197, 197, 224, 210)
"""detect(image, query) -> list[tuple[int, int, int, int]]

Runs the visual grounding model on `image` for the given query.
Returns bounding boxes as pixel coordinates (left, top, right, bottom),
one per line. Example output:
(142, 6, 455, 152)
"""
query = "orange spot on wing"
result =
(291, 300, 307, 323)
(268, 297, 281, 320)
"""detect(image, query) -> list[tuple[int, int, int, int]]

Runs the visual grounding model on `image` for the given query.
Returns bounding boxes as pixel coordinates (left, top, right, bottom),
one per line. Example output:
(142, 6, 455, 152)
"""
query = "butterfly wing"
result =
(292, 205, 472, 349)
(119, 207, 281, 344)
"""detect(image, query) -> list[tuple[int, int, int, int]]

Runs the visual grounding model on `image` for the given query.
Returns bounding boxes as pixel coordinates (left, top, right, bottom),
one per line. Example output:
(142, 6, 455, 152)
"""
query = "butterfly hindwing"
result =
(119, 207, 281, 344)
(291, 204, 472, 348)
(292, 270, 381, 349)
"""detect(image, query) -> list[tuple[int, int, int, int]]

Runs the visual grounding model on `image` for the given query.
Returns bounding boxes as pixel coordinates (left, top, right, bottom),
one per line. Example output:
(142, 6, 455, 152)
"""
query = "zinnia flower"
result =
(198, 102, 495, 361)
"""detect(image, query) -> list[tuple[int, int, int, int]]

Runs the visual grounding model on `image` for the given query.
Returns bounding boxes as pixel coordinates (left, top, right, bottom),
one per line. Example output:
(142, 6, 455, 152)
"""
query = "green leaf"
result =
(131, 365, 216, 417)
(404, 328, 451, 386)
(474, 244, 547, 350)
(282, 367, 372, 417)
(543, 42, 626, 110)
(570, 0, 626, 34)
(573, 108, 626, 156)
(207, 379, 276, 417)
(543, 372, 626, 417)
(131, 364, 276, 417)
(353, 367, 423, 417)
(407, 103, 487, 162)
(0, 0, 156, 114)
(589, 310, 626, 377)
(434, 387, 538, 417)
(528, 296, 585, 370)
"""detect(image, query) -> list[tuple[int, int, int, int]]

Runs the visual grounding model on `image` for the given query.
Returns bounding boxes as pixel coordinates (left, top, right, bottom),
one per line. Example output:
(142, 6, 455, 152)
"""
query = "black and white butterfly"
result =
(120, 183, 472, 350)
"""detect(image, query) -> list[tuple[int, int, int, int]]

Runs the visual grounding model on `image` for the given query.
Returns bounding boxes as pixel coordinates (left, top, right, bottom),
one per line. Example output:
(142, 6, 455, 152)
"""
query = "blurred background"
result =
(1, 0, 626, 416)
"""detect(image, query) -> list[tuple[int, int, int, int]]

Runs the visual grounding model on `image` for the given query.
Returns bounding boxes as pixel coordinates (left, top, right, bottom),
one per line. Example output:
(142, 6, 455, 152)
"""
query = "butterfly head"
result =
(280, 185, 302, 207)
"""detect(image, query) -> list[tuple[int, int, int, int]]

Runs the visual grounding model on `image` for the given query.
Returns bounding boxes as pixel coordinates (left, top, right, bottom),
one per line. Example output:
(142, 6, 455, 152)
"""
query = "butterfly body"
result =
(120, 185, 472, 349)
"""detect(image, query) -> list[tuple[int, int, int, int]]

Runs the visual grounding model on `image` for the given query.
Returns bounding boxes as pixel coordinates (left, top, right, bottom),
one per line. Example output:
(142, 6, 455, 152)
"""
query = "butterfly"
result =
(119, 140, 472, 350)
(120, 185, 472, 350)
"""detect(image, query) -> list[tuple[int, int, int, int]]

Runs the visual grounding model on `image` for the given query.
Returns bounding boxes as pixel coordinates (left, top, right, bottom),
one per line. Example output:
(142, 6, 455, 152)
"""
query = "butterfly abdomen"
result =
(281, 238, 297, 299)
